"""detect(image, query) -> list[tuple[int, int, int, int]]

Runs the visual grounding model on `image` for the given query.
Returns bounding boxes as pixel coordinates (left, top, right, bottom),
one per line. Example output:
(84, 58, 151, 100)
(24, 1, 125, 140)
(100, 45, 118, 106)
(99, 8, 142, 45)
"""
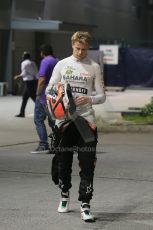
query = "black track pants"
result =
(57, 121, 97, 202)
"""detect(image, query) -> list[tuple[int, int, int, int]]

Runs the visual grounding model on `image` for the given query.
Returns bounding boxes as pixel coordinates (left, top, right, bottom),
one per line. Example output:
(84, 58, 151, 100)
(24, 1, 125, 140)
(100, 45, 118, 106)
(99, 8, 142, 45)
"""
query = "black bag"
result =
(51, 154, 59, 185)
(50, 121, 70, 185)
(49, 129, 60, 185)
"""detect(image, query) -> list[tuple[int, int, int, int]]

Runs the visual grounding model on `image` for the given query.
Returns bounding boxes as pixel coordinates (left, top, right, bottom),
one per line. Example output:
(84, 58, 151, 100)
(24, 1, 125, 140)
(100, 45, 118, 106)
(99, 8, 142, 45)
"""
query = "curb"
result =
(98, 124, 153, 133)
(96, 117, 153, 133)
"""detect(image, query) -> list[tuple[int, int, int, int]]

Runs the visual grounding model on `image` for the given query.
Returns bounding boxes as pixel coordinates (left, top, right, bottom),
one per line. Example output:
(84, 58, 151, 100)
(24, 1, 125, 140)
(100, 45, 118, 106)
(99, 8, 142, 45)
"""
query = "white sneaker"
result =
(57, 192, 70, 213)
(80, 203, 95, 222)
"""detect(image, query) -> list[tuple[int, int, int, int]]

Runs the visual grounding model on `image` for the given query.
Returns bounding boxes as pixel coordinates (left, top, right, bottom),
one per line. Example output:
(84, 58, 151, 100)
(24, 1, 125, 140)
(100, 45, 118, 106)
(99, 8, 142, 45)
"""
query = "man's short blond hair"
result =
(71, 31, 92, 45)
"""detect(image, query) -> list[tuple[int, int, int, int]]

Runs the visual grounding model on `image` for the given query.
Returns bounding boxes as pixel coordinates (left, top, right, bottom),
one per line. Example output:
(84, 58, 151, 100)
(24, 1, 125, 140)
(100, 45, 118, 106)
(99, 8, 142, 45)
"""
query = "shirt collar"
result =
(71, 55, 88, 62)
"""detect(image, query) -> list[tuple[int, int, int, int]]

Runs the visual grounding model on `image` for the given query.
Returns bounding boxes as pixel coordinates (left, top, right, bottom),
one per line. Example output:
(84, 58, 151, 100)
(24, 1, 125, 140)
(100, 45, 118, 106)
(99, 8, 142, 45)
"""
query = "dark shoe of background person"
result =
(31, 145, 50, 154)
(15, 113, 25, 118)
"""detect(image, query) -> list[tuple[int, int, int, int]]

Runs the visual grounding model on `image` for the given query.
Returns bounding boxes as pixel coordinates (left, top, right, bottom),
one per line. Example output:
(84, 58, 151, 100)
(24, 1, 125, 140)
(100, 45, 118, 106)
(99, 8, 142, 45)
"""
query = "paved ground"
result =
(1, 133, 153, 230)
(1, 90, 153, 230)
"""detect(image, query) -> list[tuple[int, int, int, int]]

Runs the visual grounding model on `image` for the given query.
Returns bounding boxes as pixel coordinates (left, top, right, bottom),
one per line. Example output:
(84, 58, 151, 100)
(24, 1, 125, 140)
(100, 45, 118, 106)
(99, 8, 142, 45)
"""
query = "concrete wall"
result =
(14, 0, 45, 20)
(43, 0, 148, 43)
(13, 0, 149, 44)
(50, 32, 73, 59)
(0, 0, 11, 29)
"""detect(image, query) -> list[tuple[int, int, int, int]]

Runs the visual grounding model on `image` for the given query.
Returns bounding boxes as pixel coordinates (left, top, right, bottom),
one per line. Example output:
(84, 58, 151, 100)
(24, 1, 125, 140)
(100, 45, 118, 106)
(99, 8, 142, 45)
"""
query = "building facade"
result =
(0, 0, 153, 93)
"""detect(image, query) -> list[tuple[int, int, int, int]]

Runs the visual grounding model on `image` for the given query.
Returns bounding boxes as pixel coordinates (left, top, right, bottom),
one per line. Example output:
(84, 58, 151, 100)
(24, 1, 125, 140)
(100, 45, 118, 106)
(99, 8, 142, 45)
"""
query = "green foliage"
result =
(141, 99, 153, 116)
(123, 114, 153, 124)
(122, 99, 153, 124)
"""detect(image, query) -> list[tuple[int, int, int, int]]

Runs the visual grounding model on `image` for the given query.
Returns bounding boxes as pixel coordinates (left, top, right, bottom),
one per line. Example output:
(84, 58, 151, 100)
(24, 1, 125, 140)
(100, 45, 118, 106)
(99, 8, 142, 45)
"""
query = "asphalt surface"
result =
(1, 134, 153, 230)
(1, 90, 153, 230)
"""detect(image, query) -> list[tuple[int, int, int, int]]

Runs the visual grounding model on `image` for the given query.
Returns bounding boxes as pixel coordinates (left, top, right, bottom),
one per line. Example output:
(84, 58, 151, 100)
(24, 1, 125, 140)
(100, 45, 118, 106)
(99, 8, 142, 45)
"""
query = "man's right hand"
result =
(14, 75, 20, 80)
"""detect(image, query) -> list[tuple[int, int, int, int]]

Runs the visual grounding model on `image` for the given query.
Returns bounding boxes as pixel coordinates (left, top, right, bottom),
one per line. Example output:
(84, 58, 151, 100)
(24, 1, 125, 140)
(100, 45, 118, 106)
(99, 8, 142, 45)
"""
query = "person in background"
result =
(14, 52, 38, 117)
(31, 44, 58, 154)
(45, 31, 106, 222)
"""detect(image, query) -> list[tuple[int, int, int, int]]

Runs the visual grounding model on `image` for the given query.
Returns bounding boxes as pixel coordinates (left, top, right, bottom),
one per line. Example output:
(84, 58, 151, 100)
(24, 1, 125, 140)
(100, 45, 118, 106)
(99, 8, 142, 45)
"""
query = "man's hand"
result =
(14, 75, 20, 80)
(74, 96, 92, 105)
(36, 76, 45, 97)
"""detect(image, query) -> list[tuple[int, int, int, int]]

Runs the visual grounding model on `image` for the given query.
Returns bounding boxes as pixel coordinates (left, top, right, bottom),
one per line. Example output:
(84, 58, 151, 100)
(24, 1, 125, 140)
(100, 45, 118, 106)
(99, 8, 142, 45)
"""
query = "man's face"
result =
(72, 41, 89, 60)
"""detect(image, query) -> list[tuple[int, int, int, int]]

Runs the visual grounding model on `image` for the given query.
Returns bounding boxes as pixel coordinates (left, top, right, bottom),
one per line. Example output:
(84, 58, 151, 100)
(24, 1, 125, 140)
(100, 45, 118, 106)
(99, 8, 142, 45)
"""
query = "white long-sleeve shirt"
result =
(20, 59, 38, 81)
(47, 55, 106, 126)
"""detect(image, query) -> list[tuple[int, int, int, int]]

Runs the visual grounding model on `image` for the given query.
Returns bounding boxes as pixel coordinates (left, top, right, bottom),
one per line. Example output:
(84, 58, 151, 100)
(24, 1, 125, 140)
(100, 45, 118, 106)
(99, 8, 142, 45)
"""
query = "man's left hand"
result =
(74, 96, 91, 105)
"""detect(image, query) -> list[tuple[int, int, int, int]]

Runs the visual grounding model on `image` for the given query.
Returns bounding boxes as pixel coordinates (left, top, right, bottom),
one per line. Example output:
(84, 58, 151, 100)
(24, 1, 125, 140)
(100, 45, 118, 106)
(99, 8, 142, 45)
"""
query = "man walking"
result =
(46, 31, 106, 221)
(14, 52, 38, 117)
(31, 44, 58, 154)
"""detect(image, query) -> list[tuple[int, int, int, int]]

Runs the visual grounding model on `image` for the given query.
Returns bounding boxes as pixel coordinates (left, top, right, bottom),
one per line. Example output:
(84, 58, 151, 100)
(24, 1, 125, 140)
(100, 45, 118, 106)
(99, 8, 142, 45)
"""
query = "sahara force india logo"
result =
(64, 66, 88, 82)
(65, 66, 74, 75)
(63, 75, 87, 82)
